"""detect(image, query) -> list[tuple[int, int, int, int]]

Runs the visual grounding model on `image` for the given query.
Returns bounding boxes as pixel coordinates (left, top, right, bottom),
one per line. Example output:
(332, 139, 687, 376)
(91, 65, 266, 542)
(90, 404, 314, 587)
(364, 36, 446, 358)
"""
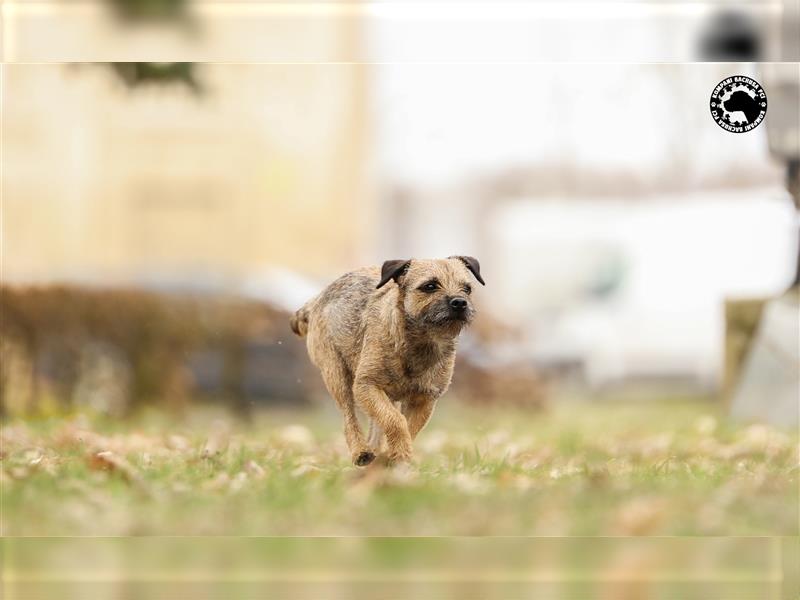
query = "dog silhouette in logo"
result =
(723, 90, 762, 124)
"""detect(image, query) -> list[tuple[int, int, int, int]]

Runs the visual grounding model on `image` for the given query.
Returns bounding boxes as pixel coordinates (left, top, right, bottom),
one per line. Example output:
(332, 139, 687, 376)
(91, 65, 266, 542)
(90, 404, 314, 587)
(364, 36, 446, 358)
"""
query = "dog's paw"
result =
(354, 450, 376, 467)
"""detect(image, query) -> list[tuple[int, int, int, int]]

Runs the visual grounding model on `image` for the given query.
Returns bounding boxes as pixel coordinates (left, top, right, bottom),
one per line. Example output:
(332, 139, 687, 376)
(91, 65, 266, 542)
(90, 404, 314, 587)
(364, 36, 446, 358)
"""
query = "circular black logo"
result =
(710, 76, 767, 133)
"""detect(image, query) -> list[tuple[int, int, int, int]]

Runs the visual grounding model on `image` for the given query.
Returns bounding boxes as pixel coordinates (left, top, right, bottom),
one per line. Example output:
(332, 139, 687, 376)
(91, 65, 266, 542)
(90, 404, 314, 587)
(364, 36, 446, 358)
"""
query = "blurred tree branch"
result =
(108, 0, 189, 23)
(107, 63, 202, 93)
(100, 0, 201, 92)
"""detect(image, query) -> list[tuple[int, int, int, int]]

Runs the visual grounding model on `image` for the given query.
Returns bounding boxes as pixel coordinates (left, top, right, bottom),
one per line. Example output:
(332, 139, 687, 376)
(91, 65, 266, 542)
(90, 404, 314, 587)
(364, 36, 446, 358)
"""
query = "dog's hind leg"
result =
(367, 419, 385, 452)
(317, 356, 374, 467)
(343, 405, 375, 466)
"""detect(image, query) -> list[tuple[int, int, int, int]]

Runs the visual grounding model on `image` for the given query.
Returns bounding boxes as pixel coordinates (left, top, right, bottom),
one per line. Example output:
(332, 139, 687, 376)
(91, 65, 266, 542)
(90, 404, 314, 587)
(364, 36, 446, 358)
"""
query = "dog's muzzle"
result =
(422, 297, 474, 328)
(445, 296, 473, 323)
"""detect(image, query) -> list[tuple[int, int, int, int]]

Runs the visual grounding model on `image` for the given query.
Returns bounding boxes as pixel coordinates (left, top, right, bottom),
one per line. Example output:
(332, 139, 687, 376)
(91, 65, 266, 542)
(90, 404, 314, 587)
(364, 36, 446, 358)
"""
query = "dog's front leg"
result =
(353, 380, 413, 463)
(367, 401, 402, 452)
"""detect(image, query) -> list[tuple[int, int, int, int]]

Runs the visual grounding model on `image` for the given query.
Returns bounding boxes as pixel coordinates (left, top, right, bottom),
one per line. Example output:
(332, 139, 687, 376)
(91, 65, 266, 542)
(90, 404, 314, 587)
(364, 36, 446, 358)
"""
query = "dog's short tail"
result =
(290, 303, 311, 337)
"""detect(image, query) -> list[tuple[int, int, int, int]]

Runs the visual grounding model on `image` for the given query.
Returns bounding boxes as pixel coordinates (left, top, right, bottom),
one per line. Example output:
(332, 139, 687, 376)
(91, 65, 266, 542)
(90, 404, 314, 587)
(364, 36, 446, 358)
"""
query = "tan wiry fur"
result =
(291, 257, 483, 465)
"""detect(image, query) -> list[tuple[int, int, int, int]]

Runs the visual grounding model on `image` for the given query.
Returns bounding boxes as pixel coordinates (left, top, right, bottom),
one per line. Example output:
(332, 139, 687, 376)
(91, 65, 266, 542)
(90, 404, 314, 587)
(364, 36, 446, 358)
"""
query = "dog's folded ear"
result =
(377, 259, 411, 289)
(450, 256, 485, 285)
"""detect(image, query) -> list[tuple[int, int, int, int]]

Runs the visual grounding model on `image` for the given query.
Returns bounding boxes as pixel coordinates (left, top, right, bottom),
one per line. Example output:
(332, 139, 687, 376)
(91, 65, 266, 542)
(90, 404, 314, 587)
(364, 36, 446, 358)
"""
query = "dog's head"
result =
(376, 256, 485, 335)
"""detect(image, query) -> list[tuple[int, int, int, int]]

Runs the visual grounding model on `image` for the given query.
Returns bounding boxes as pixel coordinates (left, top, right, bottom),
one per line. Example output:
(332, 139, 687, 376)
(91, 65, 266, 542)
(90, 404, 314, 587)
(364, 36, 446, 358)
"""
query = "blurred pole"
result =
(783, 0, 800, 62)
(764, 0, 800, 286)
(761, 63, 800, 288)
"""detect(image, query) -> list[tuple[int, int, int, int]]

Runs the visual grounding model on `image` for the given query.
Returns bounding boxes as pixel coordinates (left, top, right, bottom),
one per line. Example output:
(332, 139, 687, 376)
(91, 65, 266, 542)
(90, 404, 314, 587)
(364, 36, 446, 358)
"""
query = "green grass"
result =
(1, 400, 797, 536)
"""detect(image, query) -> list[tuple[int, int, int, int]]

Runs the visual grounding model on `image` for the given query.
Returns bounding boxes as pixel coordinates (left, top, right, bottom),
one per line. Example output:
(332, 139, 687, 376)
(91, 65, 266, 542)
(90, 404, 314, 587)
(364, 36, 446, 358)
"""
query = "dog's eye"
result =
(420, 281, 440, 293)
(463, 284, 472, 295)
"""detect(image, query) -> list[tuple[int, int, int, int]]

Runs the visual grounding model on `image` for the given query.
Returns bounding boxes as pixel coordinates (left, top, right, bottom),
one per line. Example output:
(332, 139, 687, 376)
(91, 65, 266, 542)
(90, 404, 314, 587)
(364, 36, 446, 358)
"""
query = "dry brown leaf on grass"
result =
(54, 426, 109, 451)
(88, 450, 153, 497)
(25, 449, 44, 466)
(22, 448, 59, 477)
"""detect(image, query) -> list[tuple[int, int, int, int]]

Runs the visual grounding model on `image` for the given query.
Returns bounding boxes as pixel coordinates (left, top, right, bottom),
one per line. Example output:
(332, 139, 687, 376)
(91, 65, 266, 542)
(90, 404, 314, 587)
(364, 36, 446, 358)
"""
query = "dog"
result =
(290, 256, 484, 465)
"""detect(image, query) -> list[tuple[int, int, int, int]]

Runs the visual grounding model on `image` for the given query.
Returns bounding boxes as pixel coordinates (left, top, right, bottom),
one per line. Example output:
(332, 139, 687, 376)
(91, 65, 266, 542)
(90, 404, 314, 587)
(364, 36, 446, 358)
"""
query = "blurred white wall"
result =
(372, 63, 778, 189)
(489, 191, 797, 387)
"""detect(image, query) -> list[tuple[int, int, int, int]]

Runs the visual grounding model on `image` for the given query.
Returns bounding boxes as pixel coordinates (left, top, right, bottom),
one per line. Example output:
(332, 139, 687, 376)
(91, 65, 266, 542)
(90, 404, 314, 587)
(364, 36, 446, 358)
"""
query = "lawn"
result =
(1, 400, 797, 537)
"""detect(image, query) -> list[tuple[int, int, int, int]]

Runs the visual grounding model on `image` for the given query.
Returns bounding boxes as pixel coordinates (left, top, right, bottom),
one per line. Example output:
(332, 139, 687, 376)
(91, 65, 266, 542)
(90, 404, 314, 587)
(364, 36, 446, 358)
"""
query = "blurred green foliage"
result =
(108, 0, 189, 23)
(103, 0, 200, 92)
(108, 63, 201, 93)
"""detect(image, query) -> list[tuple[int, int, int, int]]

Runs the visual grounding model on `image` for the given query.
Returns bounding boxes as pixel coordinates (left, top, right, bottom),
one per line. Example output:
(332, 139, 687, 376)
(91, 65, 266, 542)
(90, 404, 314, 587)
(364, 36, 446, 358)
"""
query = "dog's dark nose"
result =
(449, 297, 468, 311)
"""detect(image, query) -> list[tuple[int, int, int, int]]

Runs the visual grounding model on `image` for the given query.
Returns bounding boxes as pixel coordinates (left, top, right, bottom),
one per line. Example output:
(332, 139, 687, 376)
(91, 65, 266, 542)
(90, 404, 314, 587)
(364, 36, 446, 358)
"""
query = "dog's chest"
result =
(391, 347, 455, 399)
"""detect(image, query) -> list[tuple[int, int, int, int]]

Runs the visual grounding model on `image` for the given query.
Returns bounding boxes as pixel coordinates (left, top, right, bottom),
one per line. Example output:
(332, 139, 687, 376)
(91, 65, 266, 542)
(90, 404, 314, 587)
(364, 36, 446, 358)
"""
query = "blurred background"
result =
(1, 0, 798, 427)
(2, 3, 799, 597)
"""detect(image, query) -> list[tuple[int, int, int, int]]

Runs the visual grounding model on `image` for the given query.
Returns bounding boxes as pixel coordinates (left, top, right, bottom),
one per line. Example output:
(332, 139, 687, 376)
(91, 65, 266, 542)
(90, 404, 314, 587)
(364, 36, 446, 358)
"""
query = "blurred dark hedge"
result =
(0, 285, 545, 418)
(0, 285, 319, 417)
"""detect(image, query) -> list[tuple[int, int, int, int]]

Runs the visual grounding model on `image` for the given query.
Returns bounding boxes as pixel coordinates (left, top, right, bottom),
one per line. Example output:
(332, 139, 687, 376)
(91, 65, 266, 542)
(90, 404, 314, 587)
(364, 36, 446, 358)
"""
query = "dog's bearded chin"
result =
(427, 312, 473, 333)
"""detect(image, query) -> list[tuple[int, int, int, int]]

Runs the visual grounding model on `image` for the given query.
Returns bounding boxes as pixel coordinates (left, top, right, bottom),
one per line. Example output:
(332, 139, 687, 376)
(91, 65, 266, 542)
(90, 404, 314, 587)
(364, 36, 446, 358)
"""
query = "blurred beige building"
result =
(3, 7, 370, 286)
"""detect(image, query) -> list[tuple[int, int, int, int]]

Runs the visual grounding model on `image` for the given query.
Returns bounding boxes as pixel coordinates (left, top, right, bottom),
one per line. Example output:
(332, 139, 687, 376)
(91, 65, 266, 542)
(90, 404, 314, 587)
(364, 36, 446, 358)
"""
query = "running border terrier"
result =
(290, 256, 484, 466)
